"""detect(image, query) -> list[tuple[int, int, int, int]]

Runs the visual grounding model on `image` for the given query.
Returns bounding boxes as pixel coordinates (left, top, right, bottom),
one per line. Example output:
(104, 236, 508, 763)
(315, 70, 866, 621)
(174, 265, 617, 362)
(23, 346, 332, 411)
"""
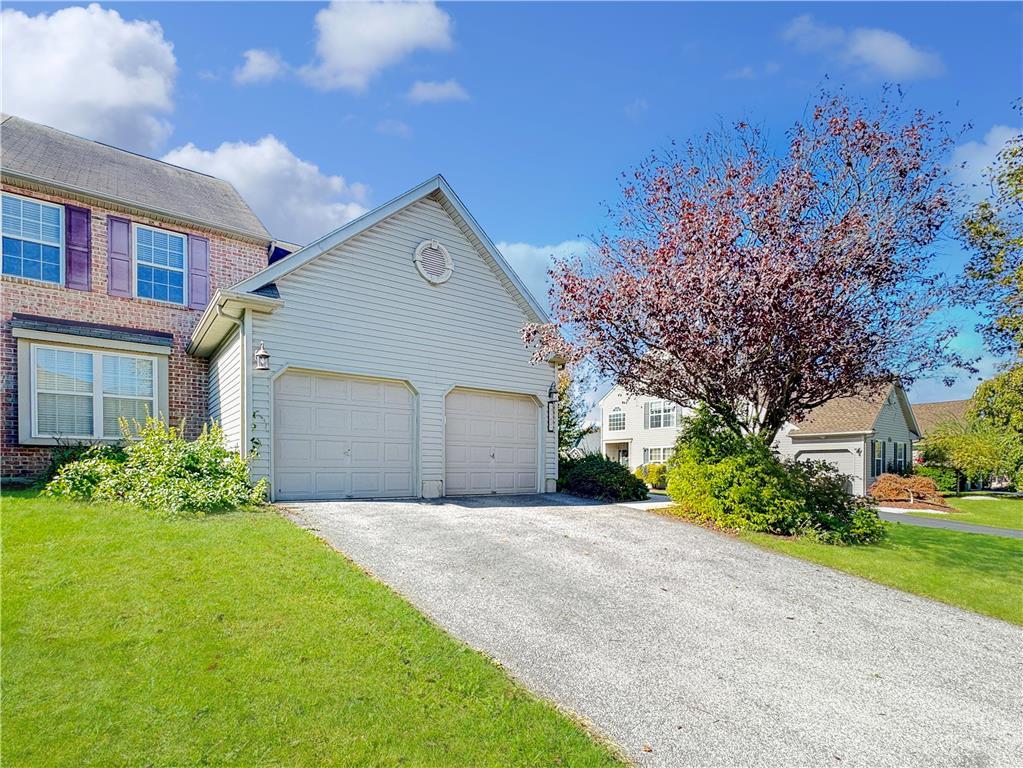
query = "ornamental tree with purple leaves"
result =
(526, 91, 971, 444)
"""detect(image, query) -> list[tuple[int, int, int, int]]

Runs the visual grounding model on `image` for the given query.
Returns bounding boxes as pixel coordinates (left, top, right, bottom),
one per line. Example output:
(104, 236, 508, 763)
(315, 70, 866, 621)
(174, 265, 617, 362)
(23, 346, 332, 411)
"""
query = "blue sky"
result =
(2, 1, 1020, 403)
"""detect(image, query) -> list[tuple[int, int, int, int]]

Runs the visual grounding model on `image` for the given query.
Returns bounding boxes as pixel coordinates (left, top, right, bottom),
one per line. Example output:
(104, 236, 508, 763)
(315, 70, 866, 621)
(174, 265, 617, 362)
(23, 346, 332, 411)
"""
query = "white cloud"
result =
(407, 79, 469, 104)
(234, 49, 284, 85)
(301, 1, 453, 92)
(495, 240, 590, 311)
(375, 118, 412, 138)
(782, 14, 943, 80)
(162, 136, 369, 244)
(0, 3, 177, 152)
(952, 124, 1018, 197)
(624, 98, 649, 120)
(724, 61, 780, 80)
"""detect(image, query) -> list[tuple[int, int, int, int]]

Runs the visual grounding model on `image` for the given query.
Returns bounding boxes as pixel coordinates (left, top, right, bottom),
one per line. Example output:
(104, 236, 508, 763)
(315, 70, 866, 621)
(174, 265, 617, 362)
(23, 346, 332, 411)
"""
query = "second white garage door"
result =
(445, 388, 539, 495)
(274, 371, 415, 500)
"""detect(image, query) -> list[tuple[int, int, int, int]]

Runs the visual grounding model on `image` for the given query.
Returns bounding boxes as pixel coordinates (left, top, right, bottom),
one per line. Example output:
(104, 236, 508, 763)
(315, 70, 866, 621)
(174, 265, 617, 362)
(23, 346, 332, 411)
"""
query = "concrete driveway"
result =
(284, 494, 1023, 768)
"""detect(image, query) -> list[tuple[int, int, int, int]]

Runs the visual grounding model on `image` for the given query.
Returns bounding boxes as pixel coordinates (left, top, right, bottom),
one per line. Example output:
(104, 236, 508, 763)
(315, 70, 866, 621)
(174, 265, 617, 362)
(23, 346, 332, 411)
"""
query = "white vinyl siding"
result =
(247, 196, 555, 497)
(134, 223, 186, 305)
(2, 192, 63, 284)
(208, 328, 243, 451)
(31, 344, 156, 439)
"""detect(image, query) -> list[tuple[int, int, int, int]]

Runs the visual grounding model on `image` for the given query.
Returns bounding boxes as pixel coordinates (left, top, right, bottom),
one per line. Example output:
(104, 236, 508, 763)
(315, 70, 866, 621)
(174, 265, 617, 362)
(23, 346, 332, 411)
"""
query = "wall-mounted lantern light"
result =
(254, 341, 271, 371)
(547, 381, 559, 433)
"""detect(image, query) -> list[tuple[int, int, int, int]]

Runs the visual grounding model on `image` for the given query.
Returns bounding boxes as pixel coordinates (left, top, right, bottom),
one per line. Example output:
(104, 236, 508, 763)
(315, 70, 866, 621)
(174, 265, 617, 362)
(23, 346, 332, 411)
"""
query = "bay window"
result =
(31, 345, 157, 439)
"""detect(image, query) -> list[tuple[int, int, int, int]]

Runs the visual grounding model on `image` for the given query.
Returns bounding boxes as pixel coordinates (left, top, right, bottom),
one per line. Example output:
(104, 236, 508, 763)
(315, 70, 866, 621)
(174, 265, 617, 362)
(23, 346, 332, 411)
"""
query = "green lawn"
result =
(741, 522, 1023, 625)
(1, 492, 621, 768)
(910, 494, 1023, 531)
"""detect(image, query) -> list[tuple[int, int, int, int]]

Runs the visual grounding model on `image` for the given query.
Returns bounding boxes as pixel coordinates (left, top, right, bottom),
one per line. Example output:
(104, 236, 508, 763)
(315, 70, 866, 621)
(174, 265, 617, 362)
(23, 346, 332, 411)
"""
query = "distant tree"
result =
(526, 90, 969, 444)
(970, 365, 1023, 437)
(556, 369, 595, 454)
(924, 418, 1023, 487)
(961, 112, 1022, 359)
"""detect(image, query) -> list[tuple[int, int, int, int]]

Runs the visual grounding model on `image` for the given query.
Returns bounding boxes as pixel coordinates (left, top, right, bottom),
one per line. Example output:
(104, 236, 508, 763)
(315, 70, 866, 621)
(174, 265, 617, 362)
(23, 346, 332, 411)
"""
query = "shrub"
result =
(559, 453, 648, 502)
(868, 473, 943, 505)
(634, 463, 667, 489)
(913, 464, 959, 493)
(46, 418, 267, 518)
(45, 441, 106, 482)
(665, 408, 886, 544)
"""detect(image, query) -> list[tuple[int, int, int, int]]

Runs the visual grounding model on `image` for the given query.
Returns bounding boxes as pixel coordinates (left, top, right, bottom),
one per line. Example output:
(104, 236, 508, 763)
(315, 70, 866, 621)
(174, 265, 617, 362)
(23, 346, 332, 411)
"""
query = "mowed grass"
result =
(1, 492, 621, 768)
(910, 494, 1023, 531)
(741, 522, 1023, 625)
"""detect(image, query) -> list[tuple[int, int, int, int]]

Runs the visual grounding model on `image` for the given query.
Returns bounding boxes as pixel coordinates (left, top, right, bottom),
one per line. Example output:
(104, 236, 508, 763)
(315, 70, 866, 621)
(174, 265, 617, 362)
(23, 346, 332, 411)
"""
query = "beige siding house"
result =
(598, 382, 920, 496)
(189, 176, 558, 501)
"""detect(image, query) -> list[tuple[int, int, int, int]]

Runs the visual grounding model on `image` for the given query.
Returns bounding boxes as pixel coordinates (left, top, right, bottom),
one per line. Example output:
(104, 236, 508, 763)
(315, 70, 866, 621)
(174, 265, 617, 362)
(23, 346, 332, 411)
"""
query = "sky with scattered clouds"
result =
(1, 1, 1020, 406)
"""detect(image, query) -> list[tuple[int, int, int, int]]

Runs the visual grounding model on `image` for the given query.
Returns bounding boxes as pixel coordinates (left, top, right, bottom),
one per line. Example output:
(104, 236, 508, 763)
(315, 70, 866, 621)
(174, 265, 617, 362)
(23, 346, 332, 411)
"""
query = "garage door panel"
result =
(444, 389, 539, 496)
(274, 371, 415, 501)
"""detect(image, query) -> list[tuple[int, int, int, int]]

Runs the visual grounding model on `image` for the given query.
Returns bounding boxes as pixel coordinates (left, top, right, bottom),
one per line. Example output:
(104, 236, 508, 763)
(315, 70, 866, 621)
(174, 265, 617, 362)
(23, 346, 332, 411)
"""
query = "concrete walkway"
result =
(284, 494, 1023, 768)
(879, 509, 1023, 539)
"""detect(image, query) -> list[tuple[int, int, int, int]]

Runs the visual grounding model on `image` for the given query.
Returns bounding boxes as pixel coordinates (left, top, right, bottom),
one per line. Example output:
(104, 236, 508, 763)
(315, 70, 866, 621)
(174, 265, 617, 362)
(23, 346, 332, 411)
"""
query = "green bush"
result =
(665, 408, 886, 544)
(46, 418, 267, 518)
(914, 464, 959, 493)
(560, 453, 648, 502)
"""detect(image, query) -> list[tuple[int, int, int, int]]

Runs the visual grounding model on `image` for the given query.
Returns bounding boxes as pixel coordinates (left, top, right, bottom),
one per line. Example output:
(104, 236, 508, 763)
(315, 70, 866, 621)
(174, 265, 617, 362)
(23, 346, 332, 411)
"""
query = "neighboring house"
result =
(598, 382, 919, 495)
(774, 384, 921, 495)
(576, 425, 601, 454)
(598, 386, 691, 470)
(910, 399, 970, 461)
(1, 115, 272, 479)
(187, 175, 559, 501)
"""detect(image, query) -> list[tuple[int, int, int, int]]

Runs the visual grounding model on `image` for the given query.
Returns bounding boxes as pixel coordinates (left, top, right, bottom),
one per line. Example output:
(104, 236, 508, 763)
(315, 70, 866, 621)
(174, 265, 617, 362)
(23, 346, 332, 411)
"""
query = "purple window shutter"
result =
(107, 216, 132, 297)
(64, 204, 91, 291)
(188, 235, 210, 310)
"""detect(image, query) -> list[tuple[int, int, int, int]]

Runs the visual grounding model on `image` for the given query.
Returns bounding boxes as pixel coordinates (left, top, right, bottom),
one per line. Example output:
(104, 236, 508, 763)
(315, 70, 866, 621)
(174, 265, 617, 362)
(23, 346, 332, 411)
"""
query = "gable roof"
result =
(228, 174, 549, 324)
(789, 383, 921, 438)
(0, 114, 269, 241)
(912, 399, 970, 437)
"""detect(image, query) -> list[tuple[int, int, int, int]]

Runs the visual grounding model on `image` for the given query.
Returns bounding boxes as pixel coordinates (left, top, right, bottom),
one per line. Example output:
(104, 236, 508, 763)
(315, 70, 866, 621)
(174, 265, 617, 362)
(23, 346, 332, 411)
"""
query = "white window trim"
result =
(648, 399, 676, 429)
(608, 408, 625, 431)
(132, 222, 188, 306)
(1, 191, 65, 286)
(30, 343, 159, 440)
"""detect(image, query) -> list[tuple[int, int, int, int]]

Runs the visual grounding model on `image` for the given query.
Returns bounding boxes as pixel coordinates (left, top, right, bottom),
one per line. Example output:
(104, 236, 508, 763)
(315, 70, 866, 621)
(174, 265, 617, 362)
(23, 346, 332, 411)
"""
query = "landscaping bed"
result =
(1, 491, 622, 767)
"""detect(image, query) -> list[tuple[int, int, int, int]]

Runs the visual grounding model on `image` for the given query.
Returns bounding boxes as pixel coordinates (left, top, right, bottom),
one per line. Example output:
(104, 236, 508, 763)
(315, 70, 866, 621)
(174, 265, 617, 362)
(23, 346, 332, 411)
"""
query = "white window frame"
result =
(30, 343, 159, 439)
(872, 439, 884, 477)
(648, 400, 676, 429)
(132, 222, 188, 306)
(643, 446, 674, 463)
(1, 191, 65, 286)
(608, 408, 625, 431)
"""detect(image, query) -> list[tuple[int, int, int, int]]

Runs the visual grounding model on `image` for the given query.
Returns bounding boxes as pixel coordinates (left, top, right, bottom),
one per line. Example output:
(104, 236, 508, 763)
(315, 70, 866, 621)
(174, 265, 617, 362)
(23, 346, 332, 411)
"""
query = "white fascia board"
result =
(187, 288, 283, 357)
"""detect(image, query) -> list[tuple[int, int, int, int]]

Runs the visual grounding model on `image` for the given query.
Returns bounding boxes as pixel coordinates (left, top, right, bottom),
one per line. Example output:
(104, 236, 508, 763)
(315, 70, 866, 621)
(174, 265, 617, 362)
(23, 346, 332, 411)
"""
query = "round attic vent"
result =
(414, 239, 453, 284)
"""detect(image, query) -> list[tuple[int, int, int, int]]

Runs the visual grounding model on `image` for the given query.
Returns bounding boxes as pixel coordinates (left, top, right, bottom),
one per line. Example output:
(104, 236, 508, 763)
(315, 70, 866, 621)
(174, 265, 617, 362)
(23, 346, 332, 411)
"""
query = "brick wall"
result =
(1, 181, 268, 479)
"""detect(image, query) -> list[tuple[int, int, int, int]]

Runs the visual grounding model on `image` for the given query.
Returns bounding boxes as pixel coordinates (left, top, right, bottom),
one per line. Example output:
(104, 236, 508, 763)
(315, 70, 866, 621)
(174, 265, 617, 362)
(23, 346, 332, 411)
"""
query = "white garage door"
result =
(796, 450, 858, 493)
(445, 389, 538, 495)
(274, 371, 414, 501)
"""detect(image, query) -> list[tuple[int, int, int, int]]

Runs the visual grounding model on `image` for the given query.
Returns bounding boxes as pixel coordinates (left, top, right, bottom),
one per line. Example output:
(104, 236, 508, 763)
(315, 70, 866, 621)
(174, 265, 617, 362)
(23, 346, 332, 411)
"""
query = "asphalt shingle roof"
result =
(911, 399, 970, 437)
(0, 114, 269, 239)
(789, 385, 892, 435)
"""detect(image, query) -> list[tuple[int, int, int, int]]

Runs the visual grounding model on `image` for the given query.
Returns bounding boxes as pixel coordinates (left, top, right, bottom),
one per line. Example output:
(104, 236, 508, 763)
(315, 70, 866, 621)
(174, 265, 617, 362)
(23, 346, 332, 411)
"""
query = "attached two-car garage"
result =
(273, 371, 540, 501)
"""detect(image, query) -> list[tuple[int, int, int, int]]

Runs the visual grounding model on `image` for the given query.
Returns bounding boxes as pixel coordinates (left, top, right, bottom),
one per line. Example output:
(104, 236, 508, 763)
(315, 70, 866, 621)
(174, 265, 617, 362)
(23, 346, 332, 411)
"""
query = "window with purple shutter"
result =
(188, 235, 210, 310)
(64, 204, 91, 291)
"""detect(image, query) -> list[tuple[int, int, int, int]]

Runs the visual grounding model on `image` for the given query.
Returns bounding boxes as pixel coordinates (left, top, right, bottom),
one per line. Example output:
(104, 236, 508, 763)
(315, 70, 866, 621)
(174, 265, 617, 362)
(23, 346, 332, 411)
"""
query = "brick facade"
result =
(1, 181, 268, 479)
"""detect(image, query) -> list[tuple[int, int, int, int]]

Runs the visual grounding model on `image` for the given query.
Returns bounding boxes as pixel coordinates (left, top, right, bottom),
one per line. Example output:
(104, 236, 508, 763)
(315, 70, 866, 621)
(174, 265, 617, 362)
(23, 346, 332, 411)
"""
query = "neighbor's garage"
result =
(445, 388, 539, 495)
(273, 371, 415, 500)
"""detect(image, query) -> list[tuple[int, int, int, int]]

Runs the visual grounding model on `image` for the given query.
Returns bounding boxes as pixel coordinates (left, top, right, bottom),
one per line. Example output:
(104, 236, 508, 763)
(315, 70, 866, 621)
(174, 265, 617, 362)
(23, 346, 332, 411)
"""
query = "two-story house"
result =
(1, 115, 560, 500)
(1, 114, 272, 479)
(598, 382, 920, 495)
